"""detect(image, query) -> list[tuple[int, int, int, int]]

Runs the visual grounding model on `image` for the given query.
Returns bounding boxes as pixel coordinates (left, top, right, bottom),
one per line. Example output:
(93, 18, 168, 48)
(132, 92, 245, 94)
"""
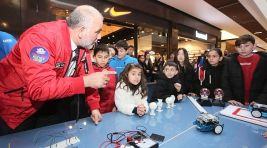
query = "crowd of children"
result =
(88, 34, 267, 119)
(95, 34, 267, 139)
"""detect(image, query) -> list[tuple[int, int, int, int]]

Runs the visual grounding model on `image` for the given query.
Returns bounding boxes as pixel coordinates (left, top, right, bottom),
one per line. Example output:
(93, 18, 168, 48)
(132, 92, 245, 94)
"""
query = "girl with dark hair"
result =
(115, 64, 149, 116)
(139, 51, 153, 82)
(174, 48, 197, 95)
(152, 52, 165, 81)
(168, 52, 175, 62)
(195, 48, 224, 98)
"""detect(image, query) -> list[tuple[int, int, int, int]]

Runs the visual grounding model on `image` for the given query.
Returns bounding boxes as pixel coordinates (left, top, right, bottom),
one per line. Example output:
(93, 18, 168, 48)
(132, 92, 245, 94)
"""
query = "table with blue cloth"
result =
(0, 97, 266, 148)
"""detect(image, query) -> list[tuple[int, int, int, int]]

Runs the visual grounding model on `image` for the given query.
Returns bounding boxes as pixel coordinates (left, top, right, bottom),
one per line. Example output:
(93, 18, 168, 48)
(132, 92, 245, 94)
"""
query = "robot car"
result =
(193, 113, 224, 135)
(248, 103, 267, 118)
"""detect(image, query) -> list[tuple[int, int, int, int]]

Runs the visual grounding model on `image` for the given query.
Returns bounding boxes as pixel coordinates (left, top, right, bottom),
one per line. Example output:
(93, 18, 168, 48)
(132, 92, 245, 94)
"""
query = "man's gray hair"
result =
(66, 5, 103, 28)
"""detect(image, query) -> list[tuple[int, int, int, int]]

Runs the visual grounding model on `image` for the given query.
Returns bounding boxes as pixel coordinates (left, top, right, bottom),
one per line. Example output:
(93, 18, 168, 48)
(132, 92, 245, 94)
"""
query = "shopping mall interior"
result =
(1, 0, 266, 62)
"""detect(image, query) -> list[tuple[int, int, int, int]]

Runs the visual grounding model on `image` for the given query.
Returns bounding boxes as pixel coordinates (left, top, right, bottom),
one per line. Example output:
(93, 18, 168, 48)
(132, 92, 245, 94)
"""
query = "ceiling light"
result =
(104, 8, 110, 13)
(254, 31, 262, 35)
(1, 22, 8, 28)
(220, 30, 238, 40)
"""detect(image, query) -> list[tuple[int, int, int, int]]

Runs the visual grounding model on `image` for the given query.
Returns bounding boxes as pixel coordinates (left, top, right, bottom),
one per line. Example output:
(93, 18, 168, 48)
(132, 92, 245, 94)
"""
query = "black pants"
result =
(0, 96, 90, 136)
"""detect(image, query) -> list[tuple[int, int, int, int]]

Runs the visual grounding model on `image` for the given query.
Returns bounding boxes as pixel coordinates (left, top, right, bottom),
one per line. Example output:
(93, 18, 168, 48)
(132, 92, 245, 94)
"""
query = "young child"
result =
(195, 48, 224, 98)
(91, 44, 116, 114)
(152, 52, 165, 81)
(222, 34, 267, 106)
(109, 40, 138, 78)
(174, 48, 197, 96)
(151, 61, 183, 102)
(138, 52, 153, 82)
(115, 64, 149, 116)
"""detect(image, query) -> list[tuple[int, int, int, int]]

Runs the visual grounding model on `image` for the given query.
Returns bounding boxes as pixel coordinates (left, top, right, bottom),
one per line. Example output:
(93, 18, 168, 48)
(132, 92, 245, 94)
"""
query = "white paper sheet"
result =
(220, 105, 267, 127)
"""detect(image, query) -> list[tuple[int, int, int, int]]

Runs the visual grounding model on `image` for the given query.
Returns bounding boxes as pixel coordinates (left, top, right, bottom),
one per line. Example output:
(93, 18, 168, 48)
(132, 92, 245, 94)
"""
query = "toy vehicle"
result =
(248, 103, 267, 118)
(193, 113, 224, 135)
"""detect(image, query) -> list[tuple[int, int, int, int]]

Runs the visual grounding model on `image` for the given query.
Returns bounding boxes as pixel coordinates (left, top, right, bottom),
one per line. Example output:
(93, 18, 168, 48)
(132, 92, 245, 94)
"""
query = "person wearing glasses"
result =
(0, 5, 115, 136)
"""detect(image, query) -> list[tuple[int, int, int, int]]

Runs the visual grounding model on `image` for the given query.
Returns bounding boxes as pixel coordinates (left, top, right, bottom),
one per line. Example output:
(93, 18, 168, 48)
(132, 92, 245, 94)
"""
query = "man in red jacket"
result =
(0, 5, 115, 135)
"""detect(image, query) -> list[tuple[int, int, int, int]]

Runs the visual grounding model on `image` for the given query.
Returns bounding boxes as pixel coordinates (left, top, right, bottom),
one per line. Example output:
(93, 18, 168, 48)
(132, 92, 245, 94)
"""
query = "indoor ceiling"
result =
(159, 0, 267, 50)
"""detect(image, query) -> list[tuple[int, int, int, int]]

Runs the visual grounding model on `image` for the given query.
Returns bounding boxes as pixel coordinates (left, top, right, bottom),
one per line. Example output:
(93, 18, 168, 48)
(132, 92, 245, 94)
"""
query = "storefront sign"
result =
(195, 31, 208, 40)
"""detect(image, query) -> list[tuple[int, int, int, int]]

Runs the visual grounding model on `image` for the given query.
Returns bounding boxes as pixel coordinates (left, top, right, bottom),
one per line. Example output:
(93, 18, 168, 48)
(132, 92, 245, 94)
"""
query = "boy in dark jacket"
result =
(151, 61, 183, 102)
(222, 34, 267, 106)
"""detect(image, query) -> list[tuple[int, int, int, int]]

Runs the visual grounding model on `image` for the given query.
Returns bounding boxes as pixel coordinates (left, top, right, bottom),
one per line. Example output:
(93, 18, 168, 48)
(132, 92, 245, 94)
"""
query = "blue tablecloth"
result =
(0, 97, 266, 148)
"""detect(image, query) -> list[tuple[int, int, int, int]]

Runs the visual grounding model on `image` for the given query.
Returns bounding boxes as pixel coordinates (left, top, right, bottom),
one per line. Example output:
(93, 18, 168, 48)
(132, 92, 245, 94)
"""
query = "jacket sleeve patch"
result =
(29, 47, 49, 64)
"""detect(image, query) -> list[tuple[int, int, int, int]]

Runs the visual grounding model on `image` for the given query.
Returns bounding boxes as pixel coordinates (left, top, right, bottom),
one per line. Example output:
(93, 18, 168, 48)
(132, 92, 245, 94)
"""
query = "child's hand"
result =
(250, 101, 256, 105)
(263, 131, 267, 138)
(177, 94, 183, 101)
(137, 104, 146, 116)
(174, 83, 181, 92)
(112, 107, 117, 112)
(228, 100, 244, 106)
(91, 109, 102, 125)
(188, 92, 197, 96)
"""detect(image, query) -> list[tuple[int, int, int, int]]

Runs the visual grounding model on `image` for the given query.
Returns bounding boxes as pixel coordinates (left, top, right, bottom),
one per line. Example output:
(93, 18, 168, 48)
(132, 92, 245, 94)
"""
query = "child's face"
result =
(117, 47, 127, 59)
(128, 68, 142, 85)
(145, 53, 150, 60)
(177, 50, 185, 63)
(108, 48, 116, 58)
(139, 55, 145, 62)
(235, 41, 255, 58)
(127, 47, 134, 56)
(163, 65, 178, 79)
(207, 50, 222, 66)
(94, 51, 109, 68)
(169, 53, 175, 61)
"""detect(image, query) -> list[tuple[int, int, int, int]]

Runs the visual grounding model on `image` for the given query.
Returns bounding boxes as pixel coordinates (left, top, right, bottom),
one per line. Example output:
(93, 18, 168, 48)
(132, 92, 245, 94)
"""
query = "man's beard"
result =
(79, 39, 98, 50)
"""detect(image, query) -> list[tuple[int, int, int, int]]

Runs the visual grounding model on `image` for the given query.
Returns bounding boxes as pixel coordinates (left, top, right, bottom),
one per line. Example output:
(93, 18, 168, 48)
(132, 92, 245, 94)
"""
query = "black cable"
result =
(107, 132, 126, 143)
(101, 126, 150, 148)
(136, 125, 147, 133)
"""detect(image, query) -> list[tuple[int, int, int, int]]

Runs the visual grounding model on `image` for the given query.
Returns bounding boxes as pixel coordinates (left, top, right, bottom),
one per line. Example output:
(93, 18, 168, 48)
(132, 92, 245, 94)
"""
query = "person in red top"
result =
(0, 5, 115, 136)
(222, 34, 267, 106)
(91, 44, 116, 113)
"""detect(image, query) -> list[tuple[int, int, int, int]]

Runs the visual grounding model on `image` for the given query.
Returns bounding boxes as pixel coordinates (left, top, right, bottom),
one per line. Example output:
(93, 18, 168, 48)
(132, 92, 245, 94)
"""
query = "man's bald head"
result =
(67, 5, 103, 29)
